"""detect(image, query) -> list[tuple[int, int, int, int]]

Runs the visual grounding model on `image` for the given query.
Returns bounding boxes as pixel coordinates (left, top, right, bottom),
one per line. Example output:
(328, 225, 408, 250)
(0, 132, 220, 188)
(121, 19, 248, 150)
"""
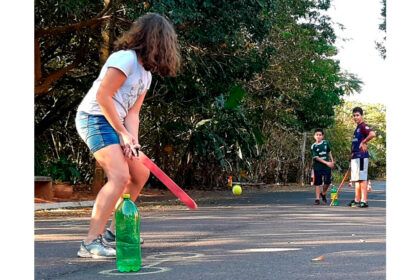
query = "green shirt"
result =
(311, 140, 332, 171)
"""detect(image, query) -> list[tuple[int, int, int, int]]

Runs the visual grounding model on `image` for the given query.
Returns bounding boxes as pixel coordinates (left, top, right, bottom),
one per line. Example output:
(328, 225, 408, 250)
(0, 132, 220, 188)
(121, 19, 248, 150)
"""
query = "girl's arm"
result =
(96, 67, 129, 135)
(123, 90, 148, 158)
(125, 90, 147, 144)
(96, 67, 136, 154)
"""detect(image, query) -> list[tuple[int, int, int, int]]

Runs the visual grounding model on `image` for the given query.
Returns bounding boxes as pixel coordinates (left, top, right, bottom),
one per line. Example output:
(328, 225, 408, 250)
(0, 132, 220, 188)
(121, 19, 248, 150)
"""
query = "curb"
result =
(35, 200, 95, 211)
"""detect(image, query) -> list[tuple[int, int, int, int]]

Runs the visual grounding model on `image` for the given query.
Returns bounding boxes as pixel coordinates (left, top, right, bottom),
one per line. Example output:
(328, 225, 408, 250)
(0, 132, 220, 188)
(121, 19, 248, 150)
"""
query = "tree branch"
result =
(35, 96, 83, 137)
(35, 15, 112, 38)
(35, 48, 85, 96)
(35, 0, 114, 38)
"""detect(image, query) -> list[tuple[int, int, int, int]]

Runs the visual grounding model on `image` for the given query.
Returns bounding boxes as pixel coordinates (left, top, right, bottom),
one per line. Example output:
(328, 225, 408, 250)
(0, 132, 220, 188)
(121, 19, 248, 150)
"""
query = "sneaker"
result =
(103, 228, 116, 247)
(77, 235, 116, 258)
(103, 228, 144, 248)
(320, 193, 327, 204)
(314, 199, 320, 205)
(347, 200, 355, 207)
(351, 201, 361, 208)
(359, 202, 369, 208)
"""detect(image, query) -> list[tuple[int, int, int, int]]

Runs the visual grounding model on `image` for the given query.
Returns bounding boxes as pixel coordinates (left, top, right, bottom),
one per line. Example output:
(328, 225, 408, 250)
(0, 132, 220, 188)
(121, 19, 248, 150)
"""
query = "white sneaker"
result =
(77, 235, 116, 259)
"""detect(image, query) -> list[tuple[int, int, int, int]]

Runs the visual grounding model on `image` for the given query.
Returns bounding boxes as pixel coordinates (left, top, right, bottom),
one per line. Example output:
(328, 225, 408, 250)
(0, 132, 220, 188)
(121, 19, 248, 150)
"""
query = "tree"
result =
(35, 0, 365, 188)
(35, 0, 276, 187)
(245, 0, 362, 185)
(375, 0, 386, 59)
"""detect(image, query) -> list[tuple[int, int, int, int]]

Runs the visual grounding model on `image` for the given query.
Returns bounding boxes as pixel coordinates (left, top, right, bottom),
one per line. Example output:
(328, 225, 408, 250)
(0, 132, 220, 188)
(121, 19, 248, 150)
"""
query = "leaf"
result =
(311, 255, 324, 262)
(282, 31, 293, 38)
(236, 141, 243, 159)
(196, 119, 212, 128)
(214, 95, 226, 109)
(225, 86, 246, 109)
(252, 127, 264, 145)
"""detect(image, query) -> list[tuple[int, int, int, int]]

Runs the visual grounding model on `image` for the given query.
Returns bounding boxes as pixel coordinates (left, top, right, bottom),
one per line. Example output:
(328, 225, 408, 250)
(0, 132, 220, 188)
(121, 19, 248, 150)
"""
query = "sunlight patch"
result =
(229, 248, 301, 253)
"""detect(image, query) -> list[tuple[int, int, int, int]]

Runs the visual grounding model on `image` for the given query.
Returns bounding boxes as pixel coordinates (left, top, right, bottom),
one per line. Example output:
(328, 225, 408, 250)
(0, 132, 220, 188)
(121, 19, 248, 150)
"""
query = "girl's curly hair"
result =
(114, 13, 181, 77)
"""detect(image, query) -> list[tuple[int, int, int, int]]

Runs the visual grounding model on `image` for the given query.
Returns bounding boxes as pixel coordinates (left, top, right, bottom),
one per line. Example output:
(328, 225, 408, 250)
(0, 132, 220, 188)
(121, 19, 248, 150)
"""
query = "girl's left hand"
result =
(128, 143, 141, 159)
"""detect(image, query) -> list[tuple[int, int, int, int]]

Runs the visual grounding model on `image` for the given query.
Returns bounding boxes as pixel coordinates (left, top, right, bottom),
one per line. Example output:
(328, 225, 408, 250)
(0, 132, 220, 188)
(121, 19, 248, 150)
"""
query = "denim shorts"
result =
(75, 111, 120, 153)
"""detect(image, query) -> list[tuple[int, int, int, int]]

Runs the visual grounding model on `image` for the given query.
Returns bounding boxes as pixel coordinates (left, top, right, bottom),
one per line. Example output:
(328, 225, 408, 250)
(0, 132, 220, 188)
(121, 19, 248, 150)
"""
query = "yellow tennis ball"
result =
(232, 185, 242, 195)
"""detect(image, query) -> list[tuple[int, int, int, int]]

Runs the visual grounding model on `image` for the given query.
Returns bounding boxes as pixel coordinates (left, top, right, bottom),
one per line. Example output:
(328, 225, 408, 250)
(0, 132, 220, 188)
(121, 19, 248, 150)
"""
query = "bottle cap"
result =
(123, 194, 131, 199)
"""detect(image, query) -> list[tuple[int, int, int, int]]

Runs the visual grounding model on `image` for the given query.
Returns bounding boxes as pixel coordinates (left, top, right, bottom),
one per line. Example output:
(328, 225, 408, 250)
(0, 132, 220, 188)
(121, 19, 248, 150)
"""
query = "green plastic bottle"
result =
(330, 186, 338, 206)
(115, 194, 141, 272)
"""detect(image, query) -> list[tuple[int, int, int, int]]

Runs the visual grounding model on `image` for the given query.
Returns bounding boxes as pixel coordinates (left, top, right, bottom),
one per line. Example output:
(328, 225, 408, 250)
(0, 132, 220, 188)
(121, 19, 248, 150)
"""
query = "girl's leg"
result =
(85, 144, 130, 244)
(109, 153, 150, 232)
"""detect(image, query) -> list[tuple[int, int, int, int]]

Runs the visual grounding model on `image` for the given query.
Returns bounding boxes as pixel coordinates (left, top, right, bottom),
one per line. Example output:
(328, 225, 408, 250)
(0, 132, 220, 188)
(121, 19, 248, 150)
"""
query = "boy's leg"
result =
(351, 158, 361, 202)
(355, 181, 361, 202)
(322, 184, 330, 194)
(313, 170, 322, 204)
(359, 158, 369, 203)
(360, 180, 368, 202)
(320, 184, 329, 204)
(322, 169, 331, 195)
(314, 185, 321, 205)
(315, 185, 321, 200)
(320, 170, 331, 203)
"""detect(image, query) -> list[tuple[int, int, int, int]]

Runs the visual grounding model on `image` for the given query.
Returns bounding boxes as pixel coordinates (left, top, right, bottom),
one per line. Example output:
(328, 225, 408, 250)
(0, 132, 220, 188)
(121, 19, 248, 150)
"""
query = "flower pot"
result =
(53, 183, 73, 199)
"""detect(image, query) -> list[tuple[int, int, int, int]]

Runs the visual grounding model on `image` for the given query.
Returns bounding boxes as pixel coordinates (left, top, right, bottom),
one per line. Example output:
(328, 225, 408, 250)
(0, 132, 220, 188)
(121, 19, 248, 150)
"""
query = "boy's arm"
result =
(315, 156, 334, 168)
(327, 141, 334, 163)
(362, 131, 376, 144)
(360, 131, 376, 152)
(329, 152, 334, 164)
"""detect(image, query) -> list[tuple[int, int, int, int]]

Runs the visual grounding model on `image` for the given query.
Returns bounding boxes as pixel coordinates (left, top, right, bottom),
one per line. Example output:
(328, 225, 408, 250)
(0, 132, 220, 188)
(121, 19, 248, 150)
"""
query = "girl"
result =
(75, 13, 180, 258)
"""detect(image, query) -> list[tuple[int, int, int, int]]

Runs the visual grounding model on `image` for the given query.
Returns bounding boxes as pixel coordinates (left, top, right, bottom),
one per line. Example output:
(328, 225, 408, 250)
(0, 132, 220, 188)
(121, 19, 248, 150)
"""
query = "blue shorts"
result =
(75, 111, 120, 154)
(313, 169, 332, 186)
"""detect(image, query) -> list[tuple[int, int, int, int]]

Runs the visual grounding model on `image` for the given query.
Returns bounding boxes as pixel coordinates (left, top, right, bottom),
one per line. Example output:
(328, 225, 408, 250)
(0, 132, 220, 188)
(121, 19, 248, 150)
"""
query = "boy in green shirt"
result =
(311, 129, 335, 205)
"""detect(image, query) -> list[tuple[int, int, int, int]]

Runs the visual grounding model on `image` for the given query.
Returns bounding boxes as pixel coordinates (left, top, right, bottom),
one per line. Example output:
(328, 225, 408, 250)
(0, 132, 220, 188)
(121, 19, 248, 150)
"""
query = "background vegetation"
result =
(35, 0, 386, 189)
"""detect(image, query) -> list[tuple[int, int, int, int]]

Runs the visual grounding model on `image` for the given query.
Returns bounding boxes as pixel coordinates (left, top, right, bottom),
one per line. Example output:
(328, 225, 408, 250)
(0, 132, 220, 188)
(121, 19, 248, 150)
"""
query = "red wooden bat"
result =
(137, 150, 197, 210)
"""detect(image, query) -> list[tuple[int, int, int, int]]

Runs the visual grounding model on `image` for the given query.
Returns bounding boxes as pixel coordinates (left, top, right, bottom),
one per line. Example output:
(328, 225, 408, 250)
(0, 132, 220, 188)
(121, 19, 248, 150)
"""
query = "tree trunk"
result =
(300, 132, 307, 186)
(92, 0, 114, 194)
(92, 161, 106, 195)
(99, 3, 114, 66)
(34, 38, 42, 85)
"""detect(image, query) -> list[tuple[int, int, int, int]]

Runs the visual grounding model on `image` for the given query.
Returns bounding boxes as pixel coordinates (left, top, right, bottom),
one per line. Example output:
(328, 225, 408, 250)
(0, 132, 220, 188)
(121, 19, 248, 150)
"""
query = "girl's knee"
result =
(110, 170, 130, 189)
(130, 166, 150, 186)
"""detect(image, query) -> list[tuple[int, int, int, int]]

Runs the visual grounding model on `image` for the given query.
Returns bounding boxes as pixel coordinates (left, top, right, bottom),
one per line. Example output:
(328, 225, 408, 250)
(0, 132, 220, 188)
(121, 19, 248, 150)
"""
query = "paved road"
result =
(35, 181, 386, 280)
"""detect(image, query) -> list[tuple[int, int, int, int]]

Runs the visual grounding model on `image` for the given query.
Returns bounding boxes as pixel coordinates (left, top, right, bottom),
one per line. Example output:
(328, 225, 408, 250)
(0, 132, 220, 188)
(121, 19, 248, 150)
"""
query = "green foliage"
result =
(35, 0, 368, 188)
(37, 155, 81, 185)
(376, 0, 386, 59)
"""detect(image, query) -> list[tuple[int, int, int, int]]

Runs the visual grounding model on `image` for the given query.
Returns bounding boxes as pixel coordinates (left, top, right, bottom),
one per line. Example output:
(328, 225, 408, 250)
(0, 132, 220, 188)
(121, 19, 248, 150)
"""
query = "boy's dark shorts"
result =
(313, 169, 332, 186)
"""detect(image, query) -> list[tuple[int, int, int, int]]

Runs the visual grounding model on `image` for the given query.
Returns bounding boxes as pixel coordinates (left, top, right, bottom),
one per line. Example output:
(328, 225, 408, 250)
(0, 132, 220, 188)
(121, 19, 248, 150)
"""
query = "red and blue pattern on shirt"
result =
(351, 122, 372, 159)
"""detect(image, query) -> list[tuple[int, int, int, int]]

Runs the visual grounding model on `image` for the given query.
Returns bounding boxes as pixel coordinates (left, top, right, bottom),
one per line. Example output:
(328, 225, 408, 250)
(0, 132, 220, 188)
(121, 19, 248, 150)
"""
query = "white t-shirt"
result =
(77, 50, 152, 121)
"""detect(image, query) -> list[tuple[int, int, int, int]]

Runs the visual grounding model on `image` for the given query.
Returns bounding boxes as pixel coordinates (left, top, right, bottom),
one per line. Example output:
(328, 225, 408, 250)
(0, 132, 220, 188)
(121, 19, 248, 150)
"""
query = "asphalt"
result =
(35, 181, 386, 280)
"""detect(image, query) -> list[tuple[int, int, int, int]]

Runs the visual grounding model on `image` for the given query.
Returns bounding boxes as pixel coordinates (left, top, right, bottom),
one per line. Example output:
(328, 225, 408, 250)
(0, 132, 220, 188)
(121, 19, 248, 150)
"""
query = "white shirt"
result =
(77, 50, 152, 121)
